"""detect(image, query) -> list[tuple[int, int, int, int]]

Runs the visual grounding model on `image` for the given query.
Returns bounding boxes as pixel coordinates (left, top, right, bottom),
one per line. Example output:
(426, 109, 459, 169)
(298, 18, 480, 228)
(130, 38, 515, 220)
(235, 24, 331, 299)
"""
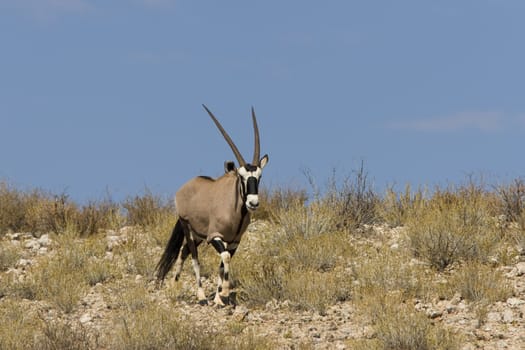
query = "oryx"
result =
(155, 104, 269, 305)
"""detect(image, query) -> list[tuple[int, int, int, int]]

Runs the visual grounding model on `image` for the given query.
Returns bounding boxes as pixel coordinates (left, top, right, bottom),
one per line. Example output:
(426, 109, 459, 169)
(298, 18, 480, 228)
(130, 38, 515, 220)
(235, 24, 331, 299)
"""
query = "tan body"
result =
(176, 172, 250, 244)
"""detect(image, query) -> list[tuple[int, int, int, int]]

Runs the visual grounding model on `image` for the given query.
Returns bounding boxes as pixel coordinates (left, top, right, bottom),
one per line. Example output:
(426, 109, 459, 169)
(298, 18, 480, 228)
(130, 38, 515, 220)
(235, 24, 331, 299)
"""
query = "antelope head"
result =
(203, 105, 269, 211)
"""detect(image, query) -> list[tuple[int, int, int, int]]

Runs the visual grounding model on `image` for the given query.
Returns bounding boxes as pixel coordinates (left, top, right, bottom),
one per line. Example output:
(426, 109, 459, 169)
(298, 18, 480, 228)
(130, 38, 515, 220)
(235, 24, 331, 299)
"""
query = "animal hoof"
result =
(198, 299, 208, 306)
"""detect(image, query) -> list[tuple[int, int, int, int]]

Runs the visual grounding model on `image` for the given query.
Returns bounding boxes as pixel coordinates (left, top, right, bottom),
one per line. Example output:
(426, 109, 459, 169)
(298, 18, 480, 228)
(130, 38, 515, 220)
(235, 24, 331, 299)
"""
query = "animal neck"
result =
(233, 175, 250, 237)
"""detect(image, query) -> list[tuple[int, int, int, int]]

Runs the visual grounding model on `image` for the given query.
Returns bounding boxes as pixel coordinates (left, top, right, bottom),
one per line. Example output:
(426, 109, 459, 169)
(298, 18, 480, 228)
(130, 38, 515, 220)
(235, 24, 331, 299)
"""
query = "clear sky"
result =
(1, 1, 524, 201)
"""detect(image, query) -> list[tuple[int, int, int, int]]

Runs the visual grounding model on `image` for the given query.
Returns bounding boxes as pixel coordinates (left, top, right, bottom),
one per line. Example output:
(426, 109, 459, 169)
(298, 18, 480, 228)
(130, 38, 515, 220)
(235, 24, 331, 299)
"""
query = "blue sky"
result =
(1, 0, 524, 201)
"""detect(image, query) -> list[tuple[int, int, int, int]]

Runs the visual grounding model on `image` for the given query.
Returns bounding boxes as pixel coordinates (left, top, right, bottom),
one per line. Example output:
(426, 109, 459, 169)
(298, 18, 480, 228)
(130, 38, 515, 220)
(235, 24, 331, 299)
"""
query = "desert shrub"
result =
(325, 162, 380, 229)
(25, 232, 108, 313)
(0, 182, 27, 234)
(111, 303, 220, 350)
(236, 229, 353, 312)
(496, 178, 525, 228)
(33, 256, 87, 313)
(357, 294, 461, 350)
(353, 246, 428, 301)
(0, 300, 44, 350)
(84, 257, 114, 286)
(123, 189, 174, 228)
(0, 182, 120, 236)
(74, 199, 122, 236)
(39, 319, 98, 350)
(253, 185, 308, 221)
(112, 228, 159, 279)
(272, 197, 339, 240)
(24, 192, 78, 234)
(379, 184, 426, 227)
(0, 242, 21, 271)
(446, 262, 513, 304)
(406, 183, 500, 271)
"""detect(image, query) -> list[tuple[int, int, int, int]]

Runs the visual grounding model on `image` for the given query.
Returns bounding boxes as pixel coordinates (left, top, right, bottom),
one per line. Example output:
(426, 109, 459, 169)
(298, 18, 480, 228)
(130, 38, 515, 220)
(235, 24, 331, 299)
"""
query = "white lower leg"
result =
(219, 251, 231, 297)
(192, 258, 206, 301)
(173, 255, 183, 281)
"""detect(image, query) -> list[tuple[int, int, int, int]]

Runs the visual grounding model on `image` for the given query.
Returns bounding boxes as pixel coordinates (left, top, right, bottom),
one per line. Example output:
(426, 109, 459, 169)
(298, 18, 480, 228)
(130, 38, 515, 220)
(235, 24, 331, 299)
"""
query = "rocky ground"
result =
(2, 223, 525, 349)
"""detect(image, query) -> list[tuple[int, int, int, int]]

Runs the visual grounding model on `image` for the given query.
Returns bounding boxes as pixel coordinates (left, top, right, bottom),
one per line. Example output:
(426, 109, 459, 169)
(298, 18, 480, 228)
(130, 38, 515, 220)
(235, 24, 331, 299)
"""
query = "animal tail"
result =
(155, 219, 184, 282)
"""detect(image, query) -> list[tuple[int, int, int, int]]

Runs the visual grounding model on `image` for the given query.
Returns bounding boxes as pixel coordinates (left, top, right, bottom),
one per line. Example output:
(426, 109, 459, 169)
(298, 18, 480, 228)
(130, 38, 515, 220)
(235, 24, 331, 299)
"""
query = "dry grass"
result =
(446, 262, 513, 304)
(406, 183, 502, 271)
(1, 173, 524, 348)
(123, 188, 174, 228)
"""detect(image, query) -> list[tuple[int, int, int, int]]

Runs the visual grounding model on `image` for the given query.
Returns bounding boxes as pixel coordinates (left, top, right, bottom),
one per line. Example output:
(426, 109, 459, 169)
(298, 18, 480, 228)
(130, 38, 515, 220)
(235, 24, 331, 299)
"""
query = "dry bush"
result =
(272, 198, 339, 240)
(324, 162, 380, 229)
(406, 183, 500, 271)
(0, 242, 21, 271)
(24, 192, 77, 234)
(357, 294, 461, 350)
(253, 185, 308, 221)
(446, 262, 513, 304)
(111, 228, 159, 279)
(379, 184, 426, 227)
(0, 300, 44, 350)
(353, 246, 428, 302)
(39, 319, 98, 350)
(123, 189, 174, 228)
(0, 182, 27, 234)
(0, 182, 121, 236)
(33, 256, 87, 313)
(74, 199, 122, 236)
(497, 178, 525, 228)
(237, 229, 353, 312)
(20, 232, 109, 313)
(110, 301, 274, 350)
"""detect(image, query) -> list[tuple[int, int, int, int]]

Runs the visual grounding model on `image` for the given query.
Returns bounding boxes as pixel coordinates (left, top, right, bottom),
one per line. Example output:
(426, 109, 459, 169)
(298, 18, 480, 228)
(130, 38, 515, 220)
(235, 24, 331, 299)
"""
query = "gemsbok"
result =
(155, 104, 269, 305)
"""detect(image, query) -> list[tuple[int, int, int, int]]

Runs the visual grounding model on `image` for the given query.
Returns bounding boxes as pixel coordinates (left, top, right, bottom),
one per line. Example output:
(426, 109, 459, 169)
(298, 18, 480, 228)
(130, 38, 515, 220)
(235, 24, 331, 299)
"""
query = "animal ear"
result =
(224, 161, 236, 173)
(259, 154, 269, 169)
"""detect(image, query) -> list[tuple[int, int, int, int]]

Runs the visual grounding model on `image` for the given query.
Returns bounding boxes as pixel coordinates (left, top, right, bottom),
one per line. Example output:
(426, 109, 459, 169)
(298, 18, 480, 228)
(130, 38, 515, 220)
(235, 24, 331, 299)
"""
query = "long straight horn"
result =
(202, 104, 246, 167)
(251, 107, 260, 165)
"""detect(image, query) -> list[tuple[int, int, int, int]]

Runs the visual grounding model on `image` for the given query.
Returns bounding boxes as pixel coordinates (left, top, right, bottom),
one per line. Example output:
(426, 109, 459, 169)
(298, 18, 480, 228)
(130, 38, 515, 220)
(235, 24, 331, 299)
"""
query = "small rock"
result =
(24, 240, 40, 250)
(79, 313, 92, 324)
(16, 258, 32, 268)
(486, 312, 501, 323)
(233, 305, 249, 321)
(428, 310, 443, 319)
(450, 292, 462, 305)
(38, 234, 51, 247)
(514, 262, 525, 276)
(507, 297, 524, 307)
(502, 309, 514, 323)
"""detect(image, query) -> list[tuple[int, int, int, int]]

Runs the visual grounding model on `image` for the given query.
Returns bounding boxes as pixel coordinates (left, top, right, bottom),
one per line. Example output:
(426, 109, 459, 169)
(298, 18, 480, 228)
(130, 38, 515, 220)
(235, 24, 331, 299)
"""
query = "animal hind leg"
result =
(186, 236, 207, 304)
(173, 242, 191, 281)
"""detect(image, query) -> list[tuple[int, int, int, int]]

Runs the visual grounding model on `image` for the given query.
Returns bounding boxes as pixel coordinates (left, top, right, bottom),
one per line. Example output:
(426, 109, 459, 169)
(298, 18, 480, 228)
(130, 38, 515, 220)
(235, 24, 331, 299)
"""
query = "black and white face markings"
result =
(237, 164, 263, 211)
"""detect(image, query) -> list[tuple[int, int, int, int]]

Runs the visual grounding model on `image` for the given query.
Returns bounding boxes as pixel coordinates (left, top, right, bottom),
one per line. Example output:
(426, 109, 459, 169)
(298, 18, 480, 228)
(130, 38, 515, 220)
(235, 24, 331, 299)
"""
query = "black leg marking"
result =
(211, 239, 226, 254)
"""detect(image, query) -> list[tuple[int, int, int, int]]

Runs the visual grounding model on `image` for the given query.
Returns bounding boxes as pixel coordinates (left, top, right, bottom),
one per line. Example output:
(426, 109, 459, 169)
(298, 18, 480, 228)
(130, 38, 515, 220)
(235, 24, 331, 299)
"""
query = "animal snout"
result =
(246, 194, 259, 209)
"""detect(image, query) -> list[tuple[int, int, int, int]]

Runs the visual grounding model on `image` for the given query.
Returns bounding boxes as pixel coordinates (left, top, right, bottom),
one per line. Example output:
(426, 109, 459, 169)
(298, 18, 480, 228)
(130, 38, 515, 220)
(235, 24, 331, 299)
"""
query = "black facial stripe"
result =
(246, 176, 258, 195)
(244, 164, 258, 172)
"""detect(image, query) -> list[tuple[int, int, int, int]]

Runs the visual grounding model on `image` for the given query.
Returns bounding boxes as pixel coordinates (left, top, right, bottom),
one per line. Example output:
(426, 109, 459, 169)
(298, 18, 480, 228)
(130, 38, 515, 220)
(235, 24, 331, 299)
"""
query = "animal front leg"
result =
(210, 238, 235, 306)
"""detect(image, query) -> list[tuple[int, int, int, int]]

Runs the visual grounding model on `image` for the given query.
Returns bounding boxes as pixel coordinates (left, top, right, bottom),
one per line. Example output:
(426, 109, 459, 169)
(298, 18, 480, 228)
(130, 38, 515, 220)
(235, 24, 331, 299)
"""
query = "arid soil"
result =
(2, 222, 525, 349)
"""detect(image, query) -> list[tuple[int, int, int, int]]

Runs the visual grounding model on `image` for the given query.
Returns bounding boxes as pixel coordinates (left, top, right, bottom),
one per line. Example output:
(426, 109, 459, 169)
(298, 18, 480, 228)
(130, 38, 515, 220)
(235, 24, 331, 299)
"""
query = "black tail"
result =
(155, 220, 185, 282)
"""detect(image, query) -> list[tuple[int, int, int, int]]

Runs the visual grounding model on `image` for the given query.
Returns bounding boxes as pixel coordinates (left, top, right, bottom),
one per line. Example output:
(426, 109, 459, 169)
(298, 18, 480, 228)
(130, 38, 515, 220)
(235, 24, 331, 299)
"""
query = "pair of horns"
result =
(202, 104, 261, 167)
